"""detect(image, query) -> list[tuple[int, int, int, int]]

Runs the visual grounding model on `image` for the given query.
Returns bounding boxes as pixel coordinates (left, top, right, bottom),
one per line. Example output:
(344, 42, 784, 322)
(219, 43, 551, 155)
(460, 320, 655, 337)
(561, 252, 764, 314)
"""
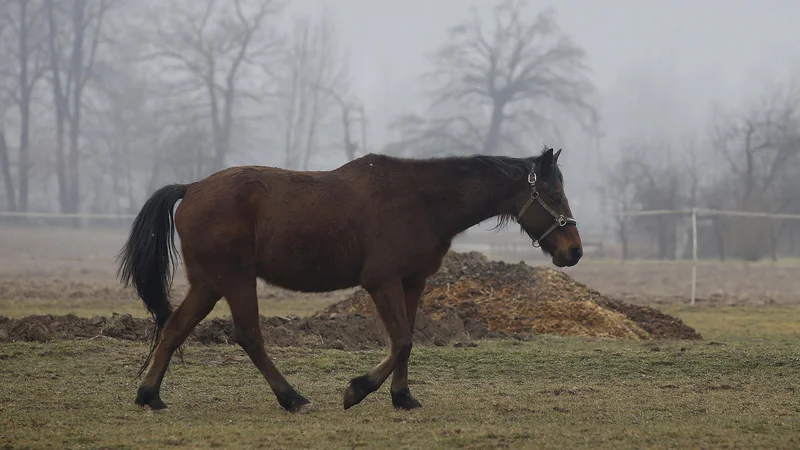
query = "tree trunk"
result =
(54, 95, 68, 212)
(18, 97, 30, 212)
(340, 106, 357, 161)
(65, 0, 88, 214)
(302, 86, 321, 170)
(67, 100, 82, 213)
(17, 2, 31, 212)
(207, 77, 225, 174)
(770, 223, 780, 262)
(618, 221, 629, 260)
(714, 222, 726, 262)
(213, 89, 235, 174)
(47, 0, 69, 212)
(621, 237, 629, 260)
(0, 132, 17, 211)
(482, 100, 506, 155)
(302, 118, 318, 171)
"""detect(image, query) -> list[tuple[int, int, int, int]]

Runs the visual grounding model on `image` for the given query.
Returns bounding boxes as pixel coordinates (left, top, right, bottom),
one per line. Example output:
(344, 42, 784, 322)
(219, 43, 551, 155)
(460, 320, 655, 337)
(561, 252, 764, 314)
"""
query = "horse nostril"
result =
(570, 247, 583, 263)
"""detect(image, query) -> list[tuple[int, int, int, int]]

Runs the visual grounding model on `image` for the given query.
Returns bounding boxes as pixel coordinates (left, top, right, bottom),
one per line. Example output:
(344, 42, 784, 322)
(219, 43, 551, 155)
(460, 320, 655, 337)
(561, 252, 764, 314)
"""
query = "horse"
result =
(117, 145, 582, 413)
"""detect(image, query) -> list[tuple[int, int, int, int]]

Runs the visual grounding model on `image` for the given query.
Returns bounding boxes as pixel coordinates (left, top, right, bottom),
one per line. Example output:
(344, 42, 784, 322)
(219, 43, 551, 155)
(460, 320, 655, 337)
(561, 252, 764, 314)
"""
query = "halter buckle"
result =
(527, 172, 537, 185)
(557, 215, 567, 227)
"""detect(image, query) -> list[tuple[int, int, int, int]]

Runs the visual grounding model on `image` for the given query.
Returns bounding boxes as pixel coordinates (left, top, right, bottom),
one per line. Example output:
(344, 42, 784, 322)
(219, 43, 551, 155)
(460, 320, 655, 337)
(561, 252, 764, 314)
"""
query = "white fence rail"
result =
(0, 211, 136, 219)
(613, 208, 800, 305)
(2, 208, 799, 307)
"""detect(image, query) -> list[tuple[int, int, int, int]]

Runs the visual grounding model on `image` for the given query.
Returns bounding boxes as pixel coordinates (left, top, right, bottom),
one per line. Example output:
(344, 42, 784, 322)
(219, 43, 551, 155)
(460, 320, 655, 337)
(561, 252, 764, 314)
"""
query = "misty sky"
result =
(287, 0, 800, 153)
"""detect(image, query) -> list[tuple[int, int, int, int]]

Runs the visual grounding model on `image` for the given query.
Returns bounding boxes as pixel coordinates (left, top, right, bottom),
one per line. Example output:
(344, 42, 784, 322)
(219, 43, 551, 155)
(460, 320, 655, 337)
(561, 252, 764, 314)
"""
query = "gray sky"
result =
(287, 0, 800, 152)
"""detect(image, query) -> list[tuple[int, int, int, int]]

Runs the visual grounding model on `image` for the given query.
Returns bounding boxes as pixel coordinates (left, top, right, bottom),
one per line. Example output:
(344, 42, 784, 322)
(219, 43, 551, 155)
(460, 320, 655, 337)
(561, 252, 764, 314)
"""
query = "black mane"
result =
(463, 145, 562, 184)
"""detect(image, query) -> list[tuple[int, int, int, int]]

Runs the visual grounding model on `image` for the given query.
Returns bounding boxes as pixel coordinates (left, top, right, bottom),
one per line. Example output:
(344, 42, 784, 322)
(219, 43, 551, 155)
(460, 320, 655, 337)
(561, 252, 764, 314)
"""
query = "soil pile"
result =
(0, 252, 701, 348)
(324, 252, 701, 341)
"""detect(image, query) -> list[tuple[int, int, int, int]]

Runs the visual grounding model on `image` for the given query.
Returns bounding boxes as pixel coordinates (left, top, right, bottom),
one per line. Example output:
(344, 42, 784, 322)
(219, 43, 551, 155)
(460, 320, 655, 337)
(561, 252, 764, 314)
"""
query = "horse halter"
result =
(515, 170, 577, 248)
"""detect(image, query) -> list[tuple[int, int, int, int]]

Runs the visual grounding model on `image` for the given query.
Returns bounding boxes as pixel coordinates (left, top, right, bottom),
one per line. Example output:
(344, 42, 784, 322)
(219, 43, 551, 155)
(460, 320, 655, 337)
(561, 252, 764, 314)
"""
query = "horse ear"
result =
(553, 148, 562, 163)
(540, 147, 554, 175)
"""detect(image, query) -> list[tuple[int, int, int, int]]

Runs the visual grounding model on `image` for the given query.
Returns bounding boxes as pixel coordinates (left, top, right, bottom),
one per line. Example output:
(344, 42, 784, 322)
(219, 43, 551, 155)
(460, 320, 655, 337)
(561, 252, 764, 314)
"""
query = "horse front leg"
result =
(389, 277, 425, 409)
(343, 278, 412, 409)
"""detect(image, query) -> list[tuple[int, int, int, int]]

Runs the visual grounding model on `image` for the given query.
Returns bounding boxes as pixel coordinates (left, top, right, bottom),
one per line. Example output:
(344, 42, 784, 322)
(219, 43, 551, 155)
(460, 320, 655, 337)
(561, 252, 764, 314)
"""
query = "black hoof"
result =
(135, 386, 168, 410)
(277, 391, 313, 413)
(343, 374, 377, 410)
(391, 388, 422, 410)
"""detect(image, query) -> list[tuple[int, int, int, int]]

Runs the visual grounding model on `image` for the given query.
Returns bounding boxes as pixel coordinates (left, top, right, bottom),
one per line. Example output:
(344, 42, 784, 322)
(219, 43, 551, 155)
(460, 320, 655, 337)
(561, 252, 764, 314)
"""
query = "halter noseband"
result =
(515, 169, 577, 248)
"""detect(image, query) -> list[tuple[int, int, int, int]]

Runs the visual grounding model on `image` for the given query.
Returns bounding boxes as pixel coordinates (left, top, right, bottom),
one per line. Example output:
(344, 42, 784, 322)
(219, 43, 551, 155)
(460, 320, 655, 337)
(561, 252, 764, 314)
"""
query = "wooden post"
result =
(691, 207, 697, 306)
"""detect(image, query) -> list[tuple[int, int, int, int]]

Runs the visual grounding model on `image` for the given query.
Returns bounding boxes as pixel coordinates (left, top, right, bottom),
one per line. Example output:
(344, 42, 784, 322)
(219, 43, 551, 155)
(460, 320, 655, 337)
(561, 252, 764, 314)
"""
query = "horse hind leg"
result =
(136, 282, 220, 410)
(223, 276, 312, 413)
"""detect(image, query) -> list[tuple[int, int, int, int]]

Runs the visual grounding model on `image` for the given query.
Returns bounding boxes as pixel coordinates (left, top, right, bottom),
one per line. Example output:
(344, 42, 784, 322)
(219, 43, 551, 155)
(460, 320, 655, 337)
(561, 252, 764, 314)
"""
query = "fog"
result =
(2, 0, 800, 261)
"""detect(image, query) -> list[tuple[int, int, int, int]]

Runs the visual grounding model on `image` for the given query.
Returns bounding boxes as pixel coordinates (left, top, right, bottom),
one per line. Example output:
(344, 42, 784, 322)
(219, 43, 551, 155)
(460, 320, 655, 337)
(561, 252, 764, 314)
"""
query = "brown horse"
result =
(117, 146, 582, 413)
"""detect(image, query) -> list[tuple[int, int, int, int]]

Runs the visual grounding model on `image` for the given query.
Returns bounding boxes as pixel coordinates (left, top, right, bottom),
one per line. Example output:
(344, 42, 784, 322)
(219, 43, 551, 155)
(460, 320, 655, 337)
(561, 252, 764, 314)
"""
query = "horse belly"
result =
(257, 245, 361, 293)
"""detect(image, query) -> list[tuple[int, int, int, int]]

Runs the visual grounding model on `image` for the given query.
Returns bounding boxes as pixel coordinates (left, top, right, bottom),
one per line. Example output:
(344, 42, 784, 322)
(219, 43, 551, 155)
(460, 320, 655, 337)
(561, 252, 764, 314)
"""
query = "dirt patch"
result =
(0, 252, 701, 347)
(324, 252, 701, 341)
(0, 312, 469, 350)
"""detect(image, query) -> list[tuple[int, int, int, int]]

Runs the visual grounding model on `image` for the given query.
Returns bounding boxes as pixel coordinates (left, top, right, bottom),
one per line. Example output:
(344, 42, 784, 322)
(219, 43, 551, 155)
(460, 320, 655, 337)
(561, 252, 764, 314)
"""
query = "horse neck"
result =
(431, 169, 520, 238)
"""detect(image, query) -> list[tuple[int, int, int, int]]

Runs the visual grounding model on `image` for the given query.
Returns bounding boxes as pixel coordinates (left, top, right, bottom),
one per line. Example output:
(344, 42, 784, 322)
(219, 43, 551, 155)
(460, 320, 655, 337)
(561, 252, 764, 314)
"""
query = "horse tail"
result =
(116, 184, 187, 376)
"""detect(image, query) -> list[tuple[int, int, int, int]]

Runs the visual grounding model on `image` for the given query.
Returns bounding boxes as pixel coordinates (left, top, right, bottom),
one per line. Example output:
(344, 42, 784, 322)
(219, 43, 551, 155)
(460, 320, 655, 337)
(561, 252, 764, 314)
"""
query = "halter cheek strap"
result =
(516, 171, 577, 248)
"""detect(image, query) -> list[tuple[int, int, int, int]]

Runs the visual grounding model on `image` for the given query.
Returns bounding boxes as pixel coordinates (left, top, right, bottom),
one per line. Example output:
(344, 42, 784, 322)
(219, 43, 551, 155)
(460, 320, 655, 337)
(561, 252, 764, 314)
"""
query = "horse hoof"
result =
(289, 402, 316, 414)
(278, 391, 312, 413)
(343, 375, 375, 410)
(135, 386, 168, 411)
(391, 389, 422, 410)
(148, 397, 169, 411)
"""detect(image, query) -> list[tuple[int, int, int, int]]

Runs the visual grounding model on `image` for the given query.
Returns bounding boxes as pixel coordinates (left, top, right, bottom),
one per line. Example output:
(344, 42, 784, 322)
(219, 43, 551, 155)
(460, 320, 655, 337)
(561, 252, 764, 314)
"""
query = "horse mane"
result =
(363, 146, 563, 235)
(444, 144, 561, 182)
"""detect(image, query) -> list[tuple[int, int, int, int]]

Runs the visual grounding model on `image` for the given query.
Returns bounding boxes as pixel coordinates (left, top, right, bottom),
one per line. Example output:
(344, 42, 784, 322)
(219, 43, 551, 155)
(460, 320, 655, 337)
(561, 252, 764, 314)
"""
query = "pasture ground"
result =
(1, 226, 799, 448)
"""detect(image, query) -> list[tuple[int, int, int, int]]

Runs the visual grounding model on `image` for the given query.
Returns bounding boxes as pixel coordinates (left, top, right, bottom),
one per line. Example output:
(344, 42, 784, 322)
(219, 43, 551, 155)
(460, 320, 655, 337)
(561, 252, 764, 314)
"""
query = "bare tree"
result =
(83, 51, 162, 214)
(46, 0, 112, 213)
(400, 0, 596, 156)
(602, 141, 698, 260)
(0, 126, 14, 211)
(0, 0, 48, 212)
(632, 157, 685, 260)
(279, 11, 351, 169)
(145, 0, 283, 174)
(709, 83, 800, 260)
(315, 86, 360, 164)
(598, 156, 639, 259)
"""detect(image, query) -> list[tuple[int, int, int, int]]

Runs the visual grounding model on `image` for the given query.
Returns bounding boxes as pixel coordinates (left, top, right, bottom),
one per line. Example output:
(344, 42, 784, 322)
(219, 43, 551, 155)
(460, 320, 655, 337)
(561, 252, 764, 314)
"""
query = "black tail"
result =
(116, 184, 187, 376)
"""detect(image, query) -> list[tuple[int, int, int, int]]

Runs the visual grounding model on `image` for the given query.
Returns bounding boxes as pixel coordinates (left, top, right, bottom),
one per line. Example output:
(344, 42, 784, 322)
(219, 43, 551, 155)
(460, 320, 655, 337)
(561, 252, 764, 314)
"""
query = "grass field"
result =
(1, 307, 799, 449)
(1, 226, 799, 448)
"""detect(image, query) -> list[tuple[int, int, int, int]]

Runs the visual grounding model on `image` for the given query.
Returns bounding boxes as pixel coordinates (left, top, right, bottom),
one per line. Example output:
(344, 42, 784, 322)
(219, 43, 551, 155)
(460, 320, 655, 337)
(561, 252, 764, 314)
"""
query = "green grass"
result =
(660, 305, 800, 343)
(1, 306, 800, 449)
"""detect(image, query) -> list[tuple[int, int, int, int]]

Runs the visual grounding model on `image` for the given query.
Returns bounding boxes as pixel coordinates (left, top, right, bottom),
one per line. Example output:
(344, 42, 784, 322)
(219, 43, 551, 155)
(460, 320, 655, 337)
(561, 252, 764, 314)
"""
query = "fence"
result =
(2, 208, 799, 307)
(613, 208, 800, 305)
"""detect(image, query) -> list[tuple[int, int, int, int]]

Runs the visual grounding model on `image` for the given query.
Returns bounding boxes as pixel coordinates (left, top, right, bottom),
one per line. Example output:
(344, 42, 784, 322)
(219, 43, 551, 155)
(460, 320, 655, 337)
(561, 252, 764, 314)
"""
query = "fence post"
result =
(691, 207, 697, 306)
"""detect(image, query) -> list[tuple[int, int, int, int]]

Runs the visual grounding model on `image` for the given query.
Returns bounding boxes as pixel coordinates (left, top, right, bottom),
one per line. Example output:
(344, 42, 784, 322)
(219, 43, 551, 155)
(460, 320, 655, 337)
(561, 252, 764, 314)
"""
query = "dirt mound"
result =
(324, 252, 701, 341)
(0, 312, 471, 350)
(0, 252, 700, 347)
(0, 313, 155, 343)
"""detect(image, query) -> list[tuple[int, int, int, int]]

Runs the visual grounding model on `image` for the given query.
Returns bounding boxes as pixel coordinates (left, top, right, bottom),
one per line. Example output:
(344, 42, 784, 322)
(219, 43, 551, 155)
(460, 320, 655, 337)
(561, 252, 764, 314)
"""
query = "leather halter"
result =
(515, 169, 577, 248)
